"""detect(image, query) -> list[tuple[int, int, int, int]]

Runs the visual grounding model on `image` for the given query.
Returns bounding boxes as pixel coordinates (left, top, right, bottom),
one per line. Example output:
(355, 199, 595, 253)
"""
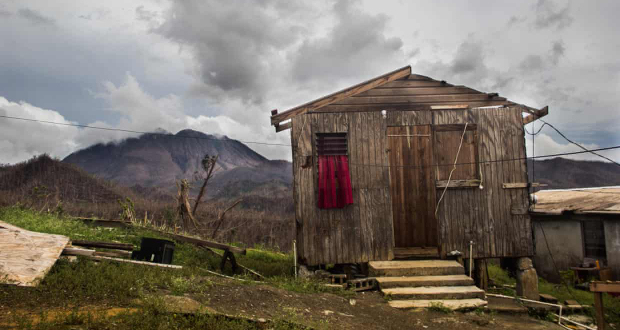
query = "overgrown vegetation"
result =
(488, 263, 620, 324)
(0, 154, 295, 251)
(0, 207, 340, 329)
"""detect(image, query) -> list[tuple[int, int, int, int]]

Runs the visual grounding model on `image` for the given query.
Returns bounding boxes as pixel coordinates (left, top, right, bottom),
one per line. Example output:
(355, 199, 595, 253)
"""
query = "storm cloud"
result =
(0, 0, 619, 165)
(155, 0, 308, 103)
(533, 0, 573, 30)
(17, 8, 55, 26)
(291, 0, 405, 84)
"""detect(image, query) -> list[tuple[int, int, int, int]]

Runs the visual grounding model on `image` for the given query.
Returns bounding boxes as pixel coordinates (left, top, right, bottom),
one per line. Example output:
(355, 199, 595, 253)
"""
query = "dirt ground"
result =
(0, 277, 567, 329)
(195, 277, 564, 330)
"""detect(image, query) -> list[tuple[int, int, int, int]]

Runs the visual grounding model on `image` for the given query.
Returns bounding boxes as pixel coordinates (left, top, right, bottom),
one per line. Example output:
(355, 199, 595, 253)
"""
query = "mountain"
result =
(0, 154, 125, 203)
(528, 158, 620, 190)
(63, 129, 292, 196)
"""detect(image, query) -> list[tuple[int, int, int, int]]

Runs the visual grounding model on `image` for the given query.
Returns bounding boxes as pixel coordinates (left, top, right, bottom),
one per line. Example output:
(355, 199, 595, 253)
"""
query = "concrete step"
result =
(382, 285, 485, 300)
(376, 275, 474, 288)
(389, 298, 488, 311)
(369, 260, 464, 277)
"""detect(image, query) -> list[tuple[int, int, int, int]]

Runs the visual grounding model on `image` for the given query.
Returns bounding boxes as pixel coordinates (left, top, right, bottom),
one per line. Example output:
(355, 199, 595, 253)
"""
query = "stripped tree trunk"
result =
(177, 179, 198, 229)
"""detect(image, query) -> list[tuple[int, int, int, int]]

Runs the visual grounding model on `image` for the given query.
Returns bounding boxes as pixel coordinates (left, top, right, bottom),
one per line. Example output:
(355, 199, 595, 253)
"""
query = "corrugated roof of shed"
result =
(531, 187, 620, 215)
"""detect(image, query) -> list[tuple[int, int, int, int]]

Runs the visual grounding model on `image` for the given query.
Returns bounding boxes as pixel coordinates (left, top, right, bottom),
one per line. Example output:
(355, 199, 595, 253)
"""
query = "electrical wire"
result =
(0, 114, 291, 147)
(532, 120, 585, 307)
(524, 122, 548, 136)
(524, 118, 620, 166)
(435, 123, 468, 216)
(300, 145, 620, 169)
(539, 119, 620, 166)
(538, 221, 586, 308)
(3, 113, 620, 169)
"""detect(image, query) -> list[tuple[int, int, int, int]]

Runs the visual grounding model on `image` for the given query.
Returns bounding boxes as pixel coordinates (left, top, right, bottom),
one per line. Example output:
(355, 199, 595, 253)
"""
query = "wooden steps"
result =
(389, 298, 487, 310)
(369, 260, 464, 276)
(376, 274, 473, 288)
(371, 259, 486, 311)
(383, 285, 485, 300)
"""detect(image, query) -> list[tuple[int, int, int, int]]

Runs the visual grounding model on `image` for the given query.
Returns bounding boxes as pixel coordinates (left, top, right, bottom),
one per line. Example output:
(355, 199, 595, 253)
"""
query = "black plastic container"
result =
(131, 237, 175, 264)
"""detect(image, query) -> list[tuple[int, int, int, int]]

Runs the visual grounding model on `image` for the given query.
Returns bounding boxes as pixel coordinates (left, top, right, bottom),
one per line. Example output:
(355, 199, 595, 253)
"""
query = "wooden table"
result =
(570, 266, 611, 284)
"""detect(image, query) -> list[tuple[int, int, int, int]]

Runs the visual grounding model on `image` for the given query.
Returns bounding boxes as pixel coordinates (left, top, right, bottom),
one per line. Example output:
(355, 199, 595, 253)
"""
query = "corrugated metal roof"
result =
(530, 187, 620, 215)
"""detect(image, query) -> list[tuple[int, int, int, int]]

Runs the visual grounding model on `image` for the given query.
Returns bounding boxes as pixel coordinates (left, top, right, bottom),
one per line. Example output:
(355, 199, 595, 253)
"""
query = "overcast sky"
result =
(1, 0, 619, 164)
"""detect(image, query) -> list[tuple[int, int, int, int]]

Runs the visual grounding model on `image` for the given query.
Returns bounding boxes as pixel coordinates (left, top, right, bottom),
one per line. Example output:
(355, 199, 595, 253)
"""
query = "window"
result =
(583, 221, 607, 262)
(433, 124, 479, 181)
(316, 133, 353, 209)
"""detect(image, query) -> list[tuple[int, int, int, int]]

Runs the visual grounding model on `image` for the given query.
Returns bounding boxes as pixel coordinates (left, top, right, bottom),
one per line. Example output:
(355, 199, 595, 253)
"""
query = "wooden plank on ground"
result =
(155, 230, 246, 255)
(87, 256, 183, 269)
(71, 240, 134, 251)
(0, 221, 70, 287)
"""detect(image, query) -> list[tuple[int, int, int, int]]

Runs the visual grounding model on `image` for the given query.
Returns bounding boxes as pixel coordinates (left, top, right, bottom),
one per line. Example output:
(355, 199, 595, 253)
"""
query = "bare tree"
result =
(175, 154, 242, 235)
(176, 179, 198, 229)
(211, 198, 243, 239)
(192, 154, 218, 215)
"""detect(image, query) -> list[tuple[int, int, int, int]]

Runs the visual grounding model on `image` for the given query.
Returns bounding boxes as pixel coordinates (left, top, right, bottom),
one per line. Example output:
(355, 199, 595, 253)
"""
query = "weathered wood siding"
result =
(432, 107, 532, 258)
(291, 112, 394, 265)
(291, 106, 532, 265)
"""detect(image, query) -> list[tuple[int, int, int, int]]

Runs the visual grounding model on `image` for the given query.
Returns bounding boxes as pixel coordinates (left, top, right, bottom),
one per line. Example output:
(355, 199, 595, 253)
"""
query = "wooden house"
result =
(270, 65, 549, 267)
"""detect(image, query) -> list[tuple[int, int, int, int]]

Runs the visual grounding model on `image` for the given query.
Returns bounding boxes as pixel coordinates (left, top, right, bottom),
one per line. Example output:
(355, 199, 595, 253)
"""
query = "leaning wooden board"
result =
(0, 220, 70, 286)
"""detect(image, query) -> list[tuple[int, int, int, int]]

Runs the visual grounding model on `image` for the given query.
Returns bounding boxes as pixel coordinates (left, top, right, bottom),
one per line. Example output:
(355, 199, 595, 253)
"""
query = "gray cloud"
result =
(135, 6, 158, 22)
(450, 40, 485, 75)
(0, 9, 11, 17)
(533, 0, 573, 30)
(519, 41, 565, 73)
(519, 55, 545, 72)
(156, 0, 307, 103)
(549, 40, 565, 65)
(291, 0, 404, 83)
(506, 15, 525, 27)
(18, 8, 55, 26)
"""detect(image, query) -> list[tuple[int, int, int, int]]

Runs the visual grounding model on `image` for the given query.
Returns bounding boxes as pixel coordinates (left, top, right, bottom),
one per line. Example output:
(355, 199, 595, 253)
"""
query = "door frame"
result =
(386, 124, 438, 251)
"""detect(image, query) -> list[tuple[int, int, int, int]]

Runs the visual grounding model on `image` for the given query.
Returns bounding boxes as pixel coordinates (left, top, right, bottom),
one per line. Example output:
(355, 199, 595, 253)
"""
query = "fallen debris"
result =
(71, 240, 134, 251)
(200, 246, 263, 279)
(154, 230, 246, 255)
(87, 255, 183, 269)
(0, 221, 70, 286)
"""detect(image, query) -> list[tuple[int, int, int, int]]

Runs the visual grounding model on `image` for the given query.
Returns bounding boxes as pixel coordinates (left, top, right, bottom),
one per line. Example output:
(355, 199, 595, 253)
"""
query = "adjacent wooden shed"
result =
(270, 65, 549, 266)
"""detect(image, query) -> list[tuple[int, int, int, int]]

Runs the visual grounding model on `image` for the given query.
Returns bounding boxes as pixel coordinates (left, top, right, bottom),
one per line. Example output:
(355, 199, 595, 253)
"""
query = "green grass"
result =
(0, 206, 352, 329)
(428, 302, 453, 314)
(487, 263, 620, 324)
(9, 305, 308, 330)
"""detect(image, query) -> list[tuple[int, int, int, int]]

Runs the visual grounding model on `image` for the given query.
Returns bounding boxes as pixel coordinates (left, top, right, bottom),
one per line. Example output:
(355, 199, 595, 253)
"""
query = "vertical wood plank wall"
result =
(291, 112, 394, 265)
(433, 107, 532, 258)
(291, 106, 532, 265)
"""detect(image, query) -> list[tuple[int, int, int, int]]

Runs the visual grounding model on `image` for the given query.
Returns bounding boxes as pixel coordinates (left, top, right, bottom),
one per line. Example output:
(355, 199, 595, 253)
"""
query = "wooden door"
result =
(388, 125, 437, 248)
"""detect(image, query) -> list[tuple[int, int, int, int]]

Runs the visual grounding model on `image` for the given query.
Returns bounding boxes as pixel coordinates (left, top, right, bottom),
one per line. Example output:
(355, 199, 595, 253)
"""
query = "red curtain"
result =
(318, 155, 353, 208)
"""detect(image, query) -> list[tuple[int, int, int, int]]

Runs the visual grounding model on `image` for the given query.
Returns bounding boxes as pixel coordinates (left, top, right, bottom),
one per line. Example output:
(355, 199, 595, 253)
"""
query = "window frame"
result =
(432, 124, 480, 188)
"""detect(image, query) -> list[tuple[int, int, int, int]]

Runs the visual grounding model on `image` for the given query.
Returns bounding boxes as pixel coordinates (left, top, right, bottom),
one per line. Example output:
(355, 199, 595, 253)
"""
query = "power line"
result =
(301, 144, 620, 169)
(539, 119, 620, 166)
(3, 113, 620, 169)
(524, 122, 548, 136)
(525, 118, 620, 166)
(0, 114, 291, 147)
